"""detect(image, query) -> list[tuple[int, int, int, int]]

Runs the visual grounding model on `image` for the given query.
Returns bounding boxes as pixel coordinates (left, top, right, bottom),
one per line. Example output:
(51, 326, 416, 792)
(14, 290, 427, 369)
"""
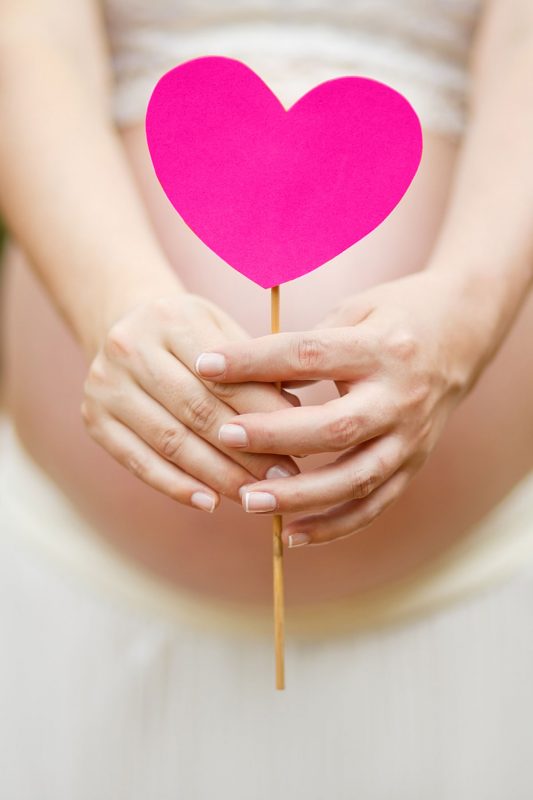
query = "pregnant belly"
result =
(3, 128, 533, 606)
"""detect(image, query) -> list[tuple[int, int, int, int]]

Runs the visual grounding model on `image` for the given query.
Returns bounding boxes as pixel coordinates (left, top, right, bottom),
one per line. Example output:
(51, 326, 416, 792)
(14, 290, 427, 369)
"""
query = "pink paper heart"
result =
(146, 56, 422, 289)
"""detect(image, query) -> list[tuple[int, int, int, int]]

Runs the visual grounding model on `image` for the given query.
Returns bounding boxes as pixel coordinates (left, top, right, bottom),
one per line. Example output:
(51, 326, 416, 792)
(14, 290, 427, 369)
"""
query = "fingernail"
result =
(243, 491, 277, 512)
(218, 424, 248, 447)
(195, 353, 226, 377)
(239, 484, 254, 499)
(288, 532, 311, 548)
(266, 465, 292, 480)
(191, 491, 216, 513)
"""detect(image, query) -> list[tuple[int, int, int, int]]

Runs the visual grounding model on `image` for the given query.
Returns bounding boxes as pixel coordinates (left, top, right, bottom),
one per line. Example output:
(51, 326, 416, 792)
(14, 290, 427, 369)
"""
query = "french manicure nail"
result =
(243, 491, 277, 512)
(218, 423, 248, 447)
(195, 353, 226, 377)
(266, 465, 292, 480)
(191, 491, 216, 513)
(288, 533, 311, 548)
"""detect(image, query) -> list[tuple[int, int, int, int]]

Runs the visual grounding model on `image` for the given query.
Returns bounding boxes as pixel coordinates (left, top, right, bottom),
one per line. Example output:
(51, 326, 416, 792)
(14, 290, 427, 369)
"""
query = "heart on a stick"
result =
(146, 56, 422, 289)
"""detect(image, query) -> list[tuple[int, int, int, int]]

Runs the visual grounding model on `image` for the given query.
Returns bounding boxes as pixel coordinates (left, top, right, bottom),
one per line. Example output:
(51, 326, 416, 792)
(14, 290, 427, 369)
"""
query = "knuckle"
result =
(347, 468, 379, 500)
(124, 452, 148, 480)
(363, 478, 403, 525)
(151, 296, 175, 322)
(105, 322, 135, 361)
(185, 392, 218, 433)
(408, 373, 432, 407)
(80, 400, 94, 429)
(292, 335, 326, 372)
(156, 426, 187, 460)
(209, 381, 240, 401)
(358, 503, 382, 530)
(394, 377, 432, 420)
(86, 357, 107, 388)
(375, 453, 390, 480)
(386, 327, 419, 362)
(324, 413, 358, 450)
(357, 492, 388, 529)
(219, 472, 244, 498)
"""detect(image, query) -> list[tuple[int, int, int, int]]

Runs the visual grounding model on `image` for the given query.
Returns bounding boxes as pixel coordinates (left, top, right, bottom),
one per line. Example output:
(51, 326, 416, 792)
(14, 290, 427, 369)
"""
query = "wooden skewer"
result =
(270, 284, 285, 690)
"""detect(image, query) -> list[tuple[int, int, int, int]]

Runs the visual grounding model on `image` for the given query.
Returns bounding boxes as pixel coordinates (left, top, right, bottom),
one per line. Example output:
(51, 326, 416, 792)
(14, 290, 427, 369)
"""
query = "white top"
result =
(103, 0, 484, 138)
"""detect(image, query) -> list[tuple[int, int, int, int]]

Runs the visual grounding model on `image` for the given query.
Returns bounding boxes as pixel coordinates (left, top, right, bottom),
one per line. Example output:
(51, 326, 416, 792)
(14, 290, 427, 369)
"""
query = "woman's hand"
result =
(195, 271, 494, 542)
(82, 292, 298, 512)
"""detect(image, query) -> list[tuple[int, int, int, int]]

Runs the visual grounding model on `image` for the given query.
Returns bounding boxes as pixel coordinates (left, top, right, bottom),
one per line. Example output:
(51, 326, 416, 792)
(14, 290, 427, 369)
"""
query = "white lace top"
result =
(103, 0, 484, 139)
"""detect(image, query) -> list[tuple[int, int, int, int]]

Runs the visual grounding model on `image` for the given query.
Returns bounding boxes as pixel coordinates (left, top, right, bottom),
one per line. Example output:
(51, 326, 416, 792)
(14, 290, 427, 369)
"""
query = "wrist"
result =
(424, 257, 523, 390)
(81, 260, 185, 358)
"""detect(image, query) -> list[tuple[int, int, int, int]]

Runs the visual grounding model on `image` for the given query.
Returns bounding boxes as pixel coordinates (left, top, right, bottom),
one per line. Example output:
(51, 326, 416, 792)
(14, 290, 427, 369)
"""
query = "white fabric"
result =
(103, 0, 484, 138)
(3, 478, 533, 798)
(2, 424, 533, 796)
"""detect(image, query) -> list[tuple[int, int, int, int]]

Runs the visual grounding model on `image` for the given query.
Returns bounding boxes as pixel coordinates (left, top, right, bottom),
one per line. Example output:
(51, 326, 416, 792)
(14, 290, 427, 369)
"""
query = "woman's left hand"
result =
(195, 271, 494, 546)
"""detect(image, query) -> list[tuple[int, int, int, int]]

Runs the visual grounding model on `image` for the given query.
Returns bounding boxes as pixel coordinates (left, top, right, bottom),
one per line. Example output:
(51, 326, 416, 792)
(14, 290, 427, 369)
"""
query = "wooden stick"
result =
(271, 285, 285, 690)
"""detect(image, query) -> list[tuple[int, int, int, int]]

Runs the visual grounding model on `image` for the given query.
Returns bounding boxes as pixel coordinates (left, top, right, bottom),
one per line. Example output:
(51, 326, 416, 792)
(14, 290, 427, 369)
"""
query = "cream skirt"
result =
(2, 419, 533, 799)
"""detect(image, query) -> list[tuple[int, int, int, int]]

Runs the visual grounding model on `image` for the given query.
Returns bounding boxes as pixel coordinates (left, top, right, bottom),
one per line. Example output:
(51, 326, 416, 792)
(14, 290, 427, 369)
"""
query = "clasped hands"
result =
(83, 271, 484, 547)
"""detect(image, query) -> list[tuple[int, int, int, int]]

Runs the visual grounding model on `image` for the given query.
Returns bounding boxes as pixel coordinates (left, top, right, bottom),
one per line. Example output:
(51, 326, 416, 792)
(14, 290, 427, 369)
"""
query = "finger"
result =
(238, 437, 403, 514)
(89, 415, 220, 512)
(218, 391, 393, 455)
(281, 380, 318, 390)
(132, 348, 299, 479)
(166, 315, 294, 415)
(313, 298, 373, 330)
(196, 376, 301, 416)
(283, 470, 410, 547)
(194, 327, 379, 383)
(108, 383, 261, 502)
(281, 389, 302, 407)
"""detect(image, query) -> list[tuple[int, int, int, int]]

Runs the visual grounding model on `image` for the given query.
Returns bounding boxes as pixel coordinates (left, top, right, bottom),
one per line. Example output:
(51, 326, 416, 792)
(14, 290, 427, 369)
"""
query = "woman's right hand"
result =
(81, 292, 299, 512)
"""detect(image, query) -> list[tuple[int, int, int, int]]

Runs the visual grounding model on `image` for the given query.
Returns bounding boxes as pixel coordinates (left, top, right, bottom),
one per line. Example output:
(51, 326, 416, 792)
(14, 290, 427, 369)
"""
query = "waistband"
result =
(1, 418, 533, 640)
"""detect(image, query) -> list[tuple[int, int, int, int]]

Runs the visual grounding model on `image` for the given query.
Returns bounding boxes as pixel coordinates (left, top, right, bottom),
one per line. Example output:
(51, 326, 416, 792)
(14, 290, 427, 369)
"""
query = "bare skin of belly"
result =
(2, 128, 533, 607)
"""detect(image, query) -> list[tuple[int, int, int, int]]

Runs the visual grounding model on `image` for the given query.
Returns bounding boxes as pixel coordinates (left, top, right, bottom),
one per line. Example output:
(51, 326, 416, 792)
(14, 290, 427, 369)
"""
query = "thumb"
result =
(313, 295, 374, 330)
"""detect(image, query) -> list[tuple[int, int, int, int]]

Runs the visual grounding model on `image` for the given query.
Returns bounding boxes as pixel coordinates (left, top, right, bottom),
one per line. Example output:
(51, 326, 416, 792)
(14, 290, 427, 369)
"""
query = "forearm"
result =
(0, 11, 181, 357)
(427, 0, 533, 364)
